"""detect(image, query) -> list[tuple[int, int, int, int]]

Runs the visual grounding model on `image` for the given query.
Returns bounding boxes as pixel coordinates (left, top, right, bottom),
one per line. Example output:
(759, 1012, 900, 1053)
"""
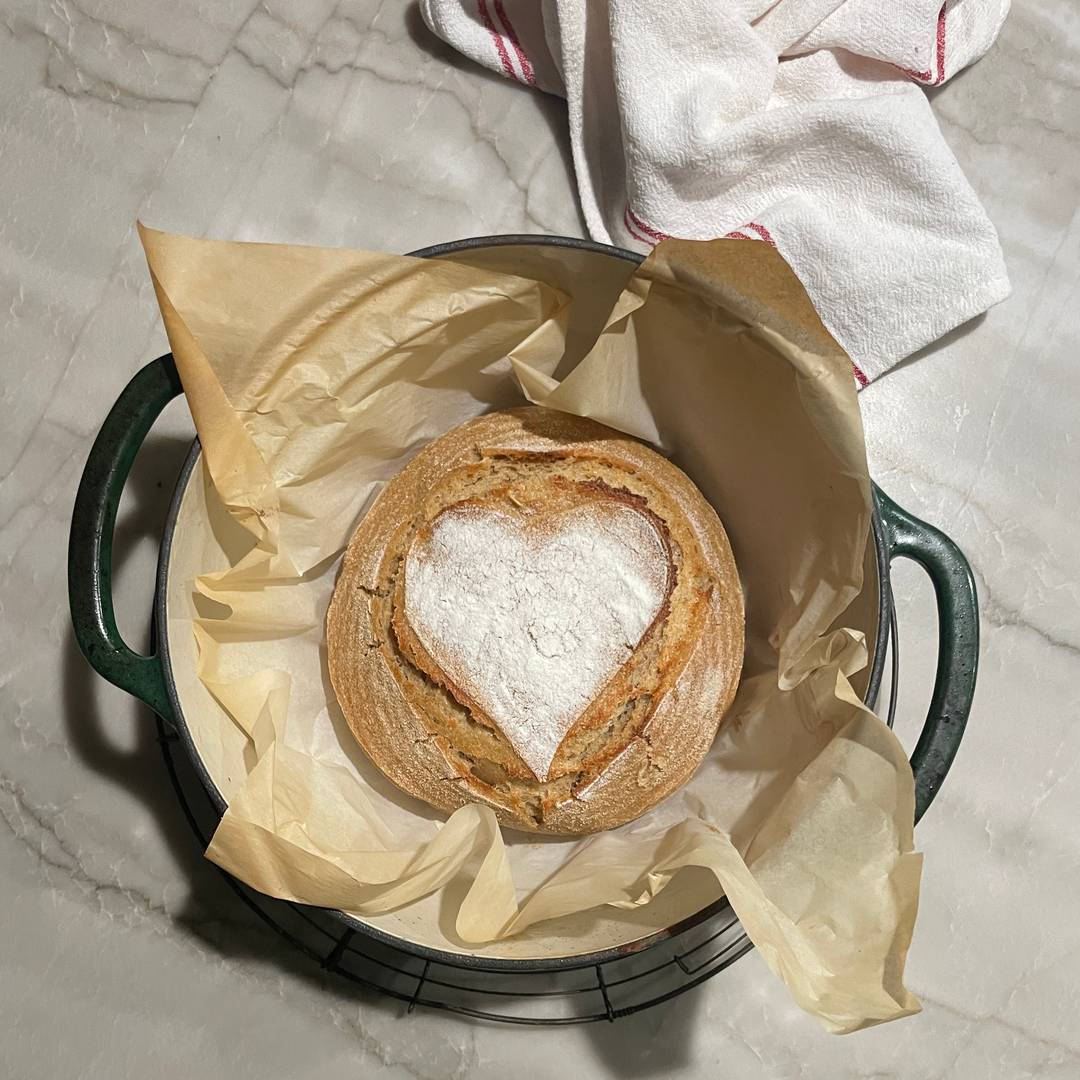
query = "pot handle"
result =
(875, 488, 979, 821)
(68, 354, 184, 721)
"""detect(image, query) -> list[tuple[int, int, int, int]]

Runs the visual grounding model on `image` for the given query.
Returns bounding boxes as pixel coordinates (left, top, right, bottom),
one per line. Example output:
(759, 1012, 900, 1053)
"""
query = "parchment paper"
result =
(140, 224, 922, 1033)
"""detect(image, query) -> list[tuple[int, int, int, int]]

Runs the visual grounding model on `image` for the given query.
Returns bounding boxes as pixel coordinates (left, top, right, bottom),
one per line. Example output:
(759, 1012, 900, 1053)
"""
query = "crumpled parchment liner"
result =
(141, 224, 921, 1032)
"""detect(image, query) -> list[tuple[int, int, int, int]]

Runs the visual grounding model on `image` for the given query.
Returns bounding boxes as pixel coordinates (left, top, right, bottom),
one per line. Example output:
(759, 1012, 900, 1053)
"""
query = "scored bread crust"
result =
(326, 407, 744, 835)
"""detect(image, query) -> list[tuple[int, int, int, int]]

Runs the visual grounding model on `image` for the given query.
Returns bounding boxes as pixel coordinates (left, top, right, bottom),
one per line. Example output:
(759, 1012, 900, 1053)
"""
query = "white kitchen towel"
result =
(421, 0, 1011, 385)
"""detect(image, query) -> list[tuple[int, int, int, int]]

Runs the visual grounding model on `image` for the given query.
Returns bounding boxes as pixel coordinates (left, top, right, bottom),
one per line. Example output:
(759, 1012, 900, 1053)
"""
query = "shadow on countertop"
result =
(584, 995, 705, 1078)
(876, 312, 988, 379)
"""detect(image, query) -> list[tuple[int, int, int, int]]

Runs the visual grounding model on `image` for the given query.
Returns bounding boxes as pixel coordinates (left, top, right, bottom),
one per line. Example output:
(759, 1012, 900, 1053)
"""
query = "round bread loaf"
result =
(326, 407, 743, 834)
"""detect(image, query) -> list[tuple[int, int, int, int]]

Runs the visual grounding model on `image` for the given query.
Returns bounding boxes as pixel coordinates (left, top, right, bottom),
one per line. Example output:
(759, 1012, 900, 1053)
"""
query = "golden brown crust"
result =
(326, 407, 743, 834)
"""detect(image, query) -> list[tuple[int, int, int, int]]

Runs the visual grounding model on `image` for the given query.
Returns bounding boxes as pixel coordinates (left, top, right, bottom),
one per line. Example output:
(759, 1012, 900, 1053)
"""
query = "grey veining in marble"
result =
(1, 0, 1078, 1076)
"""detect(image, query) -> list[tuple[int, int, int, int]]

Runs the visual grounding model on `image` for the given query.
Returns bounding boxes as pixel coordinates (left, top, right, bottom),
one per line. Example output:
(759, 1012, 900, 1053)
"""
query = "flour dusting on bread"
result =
(404, 502, 669, 781)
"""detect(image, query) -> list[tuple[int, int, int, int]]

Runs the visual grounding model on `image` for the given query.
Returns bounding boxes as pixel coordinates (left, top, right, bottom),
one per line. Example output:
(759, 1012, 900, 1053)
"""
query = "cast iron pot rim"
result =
(153, 233, 891, 973)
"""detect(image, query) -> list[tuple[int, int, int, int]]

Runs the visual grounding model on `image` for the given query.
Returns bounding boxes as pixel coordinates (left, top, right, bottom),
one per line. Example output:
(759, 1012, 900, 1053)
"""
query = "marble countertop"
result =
(2, 0, 1078, 1076)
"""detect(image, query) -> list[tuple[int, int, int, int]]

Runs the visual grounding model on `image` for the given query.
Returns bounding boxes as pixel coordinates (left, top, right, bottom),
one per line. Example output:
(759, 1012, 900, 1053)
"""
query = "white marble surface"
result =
(2, 0, 1078, 1075)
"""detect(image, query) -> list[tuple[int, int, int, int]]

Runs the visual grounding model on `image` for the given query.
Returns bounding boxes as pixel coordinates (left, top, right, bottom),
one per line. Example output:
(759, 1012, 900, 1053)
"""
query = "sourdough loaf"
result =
(326, 407, 743, 834)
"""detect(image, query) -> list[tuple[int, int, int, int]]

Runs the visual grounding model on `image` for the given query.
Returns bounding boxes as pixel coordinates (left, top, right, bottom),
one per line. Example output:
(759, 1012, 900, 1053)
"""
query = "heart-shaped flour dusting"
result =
(403, 502, 669, 782)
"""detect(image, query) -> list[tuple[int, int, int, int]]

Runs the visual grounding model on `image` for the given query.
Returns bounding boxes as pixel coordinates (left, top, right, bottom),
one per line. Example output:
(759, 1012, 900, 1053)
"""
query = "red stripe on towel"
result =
(724, 222, 775, 246)
(743, 221, 776, 247)
(478, 0, 517, 81)
(626, 205, 672, 243)
(493, 0, 536, 85)
(900, 3, 947, 85)
(623, 206, 653, 245)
